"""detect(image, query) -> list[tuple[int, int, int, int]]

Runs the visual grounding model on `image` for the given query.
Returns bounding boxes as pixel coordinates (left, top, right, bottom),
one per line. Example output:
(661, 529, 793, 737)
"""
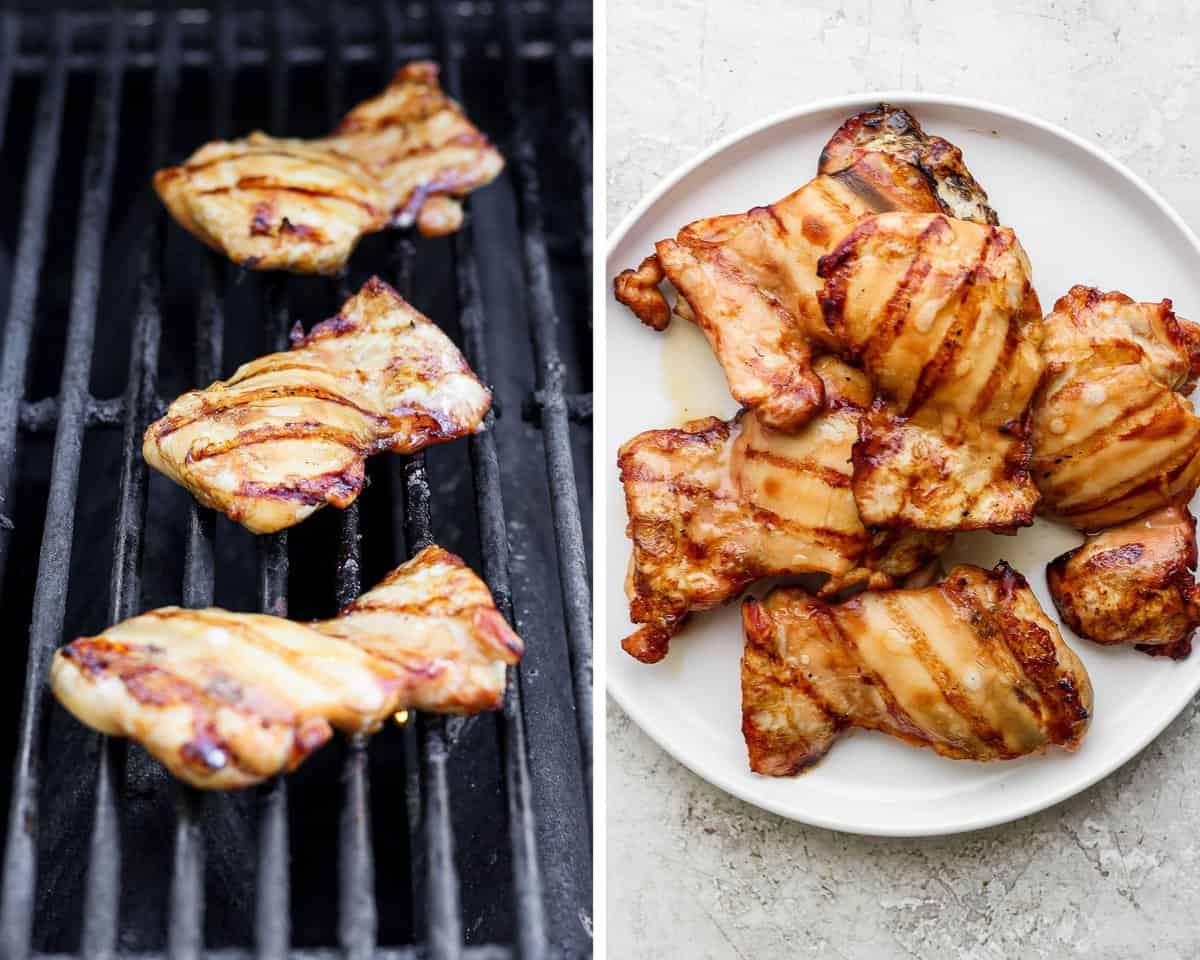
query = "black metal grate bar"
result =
(16, 40, 592, 75)
(254, 7, 293, 958)
(30, 949, 512, 960)
(431, 7, 551, 957)
(496, 0, 593, 797)
(403, 453, 465, 960)
(552, 0, 592, 284)
(253, 297, 292, 960)
(0, 13, 125, 958)
(335, 503, 378, 960)
(0, 14, 69, 592)
(168, 5, 236, 955)
(0, 12, 16, 153)
(81, 7, 179, 952)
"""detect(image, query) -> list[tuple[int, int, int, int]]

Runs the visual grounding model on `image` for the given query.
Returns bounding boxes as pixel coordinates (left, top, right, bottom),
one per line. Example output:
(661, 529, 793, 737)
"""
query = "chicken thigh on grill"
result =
(50, 545, 522, 789)
(741, 563, 1092, 775)
(144, 277, 490, 534)
(155, 62, 504, 273)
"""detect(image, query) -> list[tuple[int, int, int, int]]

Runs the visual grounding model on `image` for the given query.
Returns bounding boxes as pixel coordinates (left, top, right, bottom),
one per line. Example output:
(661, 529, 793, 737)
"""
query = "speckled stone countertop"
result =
(606, 2, 1200, 957)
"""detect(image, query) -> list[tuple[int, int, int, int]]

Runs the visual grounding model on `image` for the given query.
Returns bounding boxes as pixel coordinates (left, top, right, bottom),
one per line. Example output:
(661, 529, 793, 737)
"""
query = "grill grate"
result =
(0, 2, 592, 957)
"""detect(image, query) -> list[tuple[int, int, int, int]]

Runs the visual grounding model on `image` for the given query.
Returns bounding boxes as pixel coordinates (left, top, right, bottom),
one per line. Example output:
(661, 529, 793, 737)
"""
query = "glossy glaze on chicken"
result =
(155, 62, 504, 274)
(742, 563, 1093, 775)
(618, 357, 949, 663)
(820, 212, 1044, 531)
(615, 152, 945, 431)
(817, 104, 998, 225)
(1032, 286, 1200, 531)
(144, 277, 490, 534)
(1048, 506, 1200, 659)
(50, 546, 521, 789)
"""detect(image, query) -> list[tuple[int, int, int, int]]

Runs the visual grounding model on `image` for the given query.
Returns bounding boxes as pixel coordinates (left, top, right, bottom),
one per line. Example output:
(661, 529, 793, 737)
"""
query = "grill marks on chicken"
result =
(144, 277, 490, 534)
(313, 545, 523, 714)
(619, 152, 945, 430)
(818, 104, 999, 225)
(819, 213, 1044, 530)
(155, 62, 504, 274)
(50, 546, 521, 789)
(741, 563, 1093, 775)
(1032, 286, 1200, 531)
(1047, 506, 1200, 659)
(618, 358, 950, 663)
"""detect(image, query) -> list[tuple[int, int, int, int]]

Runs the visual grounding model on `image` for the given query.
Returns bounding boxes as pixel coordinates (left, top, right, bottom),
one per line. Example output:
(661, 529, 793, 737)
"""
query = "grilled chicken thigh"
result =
(817, 104, 998, 225)
(618, 357, 950, 663)
(155, 62, 504, 273)
(1047, 506, 1200, 659)
(50, 545, 521, 789)
(1032, 286, 1200, 531)
(314, 545, 523, 713)
(617, 152, 944, 430)
(612, 106, 999, 432)
(741, 563, 1092, 775)
(820, 212, 1044, 530)
(144, 277, 490, 534)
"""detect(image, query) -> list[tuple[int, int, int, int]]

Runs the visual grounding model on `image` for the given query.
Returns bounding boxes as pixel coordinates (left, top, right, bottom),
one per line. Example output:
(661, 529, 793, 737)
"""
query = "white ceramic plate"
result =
(605, 93, 1200, 837)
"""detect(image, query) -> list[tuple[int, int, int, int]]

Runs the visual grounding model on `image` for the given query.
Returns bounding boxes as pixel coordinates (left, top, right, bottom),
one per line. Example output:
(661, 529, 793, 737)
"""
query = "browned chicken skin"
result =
(612, 106, 1000, 429)
(50, 546, 522, 789)
(618, 357, 950, 662)
(613, 109, 1044, 533)
(144, 277, 490, 534)
(1047, 506, 1200, 659)
(820, 213, 1044, 531)
(616, 151, 945, 430)
(155, 62, 504, 274)
(1032, 286, 1200, 531)
(742, 563, 1092, 775)
(818, 104, 999, 225)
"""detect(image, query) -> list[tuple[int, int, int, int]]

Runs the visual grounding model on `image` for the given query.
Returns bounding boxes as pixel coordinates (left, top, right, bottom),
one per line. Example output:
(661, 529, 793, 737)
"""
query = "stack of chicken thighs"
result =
(614, 106, 1200, 775)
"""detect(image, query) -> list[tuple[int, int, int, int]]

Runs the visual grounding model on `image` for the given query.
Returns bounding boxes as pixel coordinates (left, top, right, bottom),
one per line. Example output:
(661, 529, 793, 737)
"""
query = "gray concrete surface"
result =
(606, 2, 1200, 957)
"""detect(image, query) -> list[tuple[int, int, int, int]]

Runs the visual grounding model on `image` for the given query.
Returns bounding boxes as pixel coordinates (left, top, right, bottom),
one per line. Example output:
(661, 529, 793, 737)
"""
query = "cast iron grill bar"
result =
(254, 524, 291, 960)
(334, 504, 377, 960)
(254, 291, 292, 960)
(382, 207, 425, 946)
(16, 41, 592, 74)
(449, 230, 548, 960)
(368, 6, 467, 951)
(495, 0, 593, 795)
(0, 12, 16, 152)
(169, 5, 236, 955)
(81, 7, 179, 951)
(254, 6, 292, 958)
(399, 451, 466, 960)
(30, 949, 513, 960)
(525, 390, 591, 424)
(18, 396, 124, 431)
(322, 11, 377, 957)
(0, 14, 124, 958)
(0, 13, 68, 590)
(551, 0, 591, 282)
(431, 7, 549, 956)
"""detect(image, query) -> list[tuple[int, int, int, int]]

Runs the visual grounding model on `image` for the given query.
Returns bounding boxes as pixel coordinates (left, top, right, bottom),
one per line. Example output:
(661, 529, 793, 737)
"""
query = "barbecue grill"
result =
(0, 1, 592, 956)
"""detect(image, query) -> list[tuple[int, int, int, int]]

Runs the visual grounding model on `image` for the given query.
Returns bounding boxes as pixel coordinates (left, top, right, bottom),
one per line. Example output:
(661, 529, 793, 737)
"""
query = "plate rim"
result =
(604, 90, 1200, 837)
